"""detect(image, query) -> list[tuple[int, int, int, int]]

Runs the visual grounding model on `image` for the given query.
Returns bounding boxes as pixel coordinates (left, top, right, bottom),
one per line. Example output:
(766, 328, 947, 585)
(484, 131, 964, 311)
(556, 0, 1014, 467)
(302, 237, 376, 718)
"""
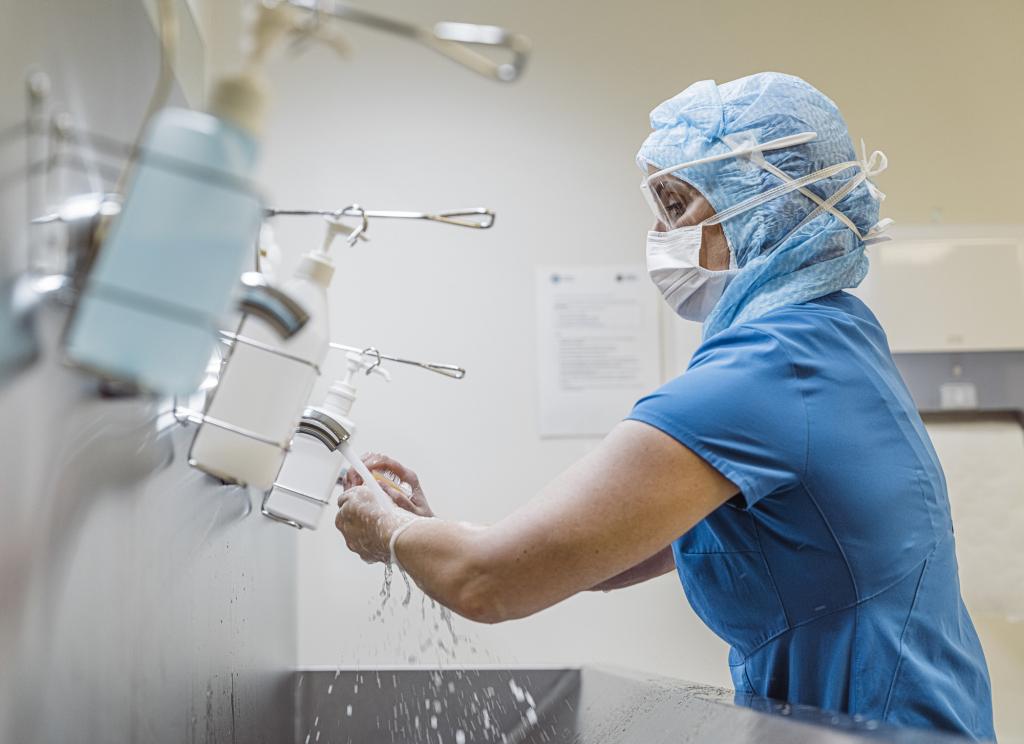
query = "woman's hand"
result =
(340, 453, 435, 518)
(334, 483, 418, 564)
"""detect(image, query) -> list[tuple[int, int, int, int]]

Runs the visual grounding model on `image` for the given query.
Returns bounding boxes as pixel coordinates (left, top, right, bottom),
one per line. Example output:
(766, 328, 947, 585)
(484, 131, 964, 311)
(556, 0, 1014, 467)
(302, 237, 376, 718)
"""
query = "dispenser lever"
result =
(329, 342, 466, 380)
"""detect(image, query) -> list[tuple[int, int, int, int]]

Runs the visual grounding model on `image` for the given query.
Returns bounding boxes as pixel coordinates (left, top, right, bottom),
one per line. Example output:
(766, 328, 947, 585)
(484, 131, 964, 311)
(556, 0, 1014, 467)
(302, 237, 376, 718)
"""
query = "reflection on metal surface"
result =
(329, 342, 468, 380)
(296, 668, 580, 743)
(237, 272, 311, 340)
(267, 204, 497, 230)
(0, 274, 42, 383)
(298, 407, 352, 451)
(285, 0, 531, 82)
(31, 192, 122, 292)
(0, 2, 297, 741)
(0, 299, 296, 743)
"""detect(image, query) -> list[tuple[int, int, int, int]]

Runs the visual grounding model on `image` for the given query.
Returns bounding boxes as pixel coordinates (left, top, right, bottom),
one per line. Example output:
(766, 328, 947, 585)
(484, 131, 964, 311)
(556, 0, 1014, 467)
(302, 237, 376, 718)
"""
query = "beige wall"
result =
(197, 1, 1024, 740)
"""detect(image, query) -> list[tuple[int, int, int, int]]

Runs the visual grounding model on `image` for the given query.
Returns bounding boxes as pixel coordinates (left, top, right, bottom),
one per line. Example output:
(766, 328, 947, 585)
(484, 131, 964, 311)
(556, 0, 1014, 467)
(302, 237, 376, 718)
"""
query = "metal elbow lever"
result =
(237, 272, 310, 339)
(29, 192, 122, 297)
(429, 22, 531, 83)
(284, 1, 530, 83)
(4, 193, 114, 378)
(9, 272, 69, 319)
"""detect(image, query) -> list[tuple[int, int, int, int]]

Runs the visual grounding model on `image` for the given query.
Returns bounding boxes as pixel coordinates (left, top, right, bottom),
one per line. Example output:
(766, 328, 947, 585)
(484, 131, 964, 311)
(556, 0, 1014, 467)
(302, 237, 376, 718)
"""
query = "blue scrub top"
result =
(628, 291, 995, 741)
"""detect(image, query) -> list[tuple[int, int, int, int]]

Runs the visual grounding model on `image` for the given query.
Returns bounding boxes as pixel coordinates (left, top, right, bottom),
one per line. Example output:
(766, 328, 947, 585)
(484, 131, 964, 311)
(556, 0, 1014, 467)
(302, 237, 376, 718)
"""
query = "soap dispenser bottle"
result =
(65, 73, 266, 394)
(64, 3, 336, 395)
(187, 240, 336, 490)
(263, 352, 389, 529)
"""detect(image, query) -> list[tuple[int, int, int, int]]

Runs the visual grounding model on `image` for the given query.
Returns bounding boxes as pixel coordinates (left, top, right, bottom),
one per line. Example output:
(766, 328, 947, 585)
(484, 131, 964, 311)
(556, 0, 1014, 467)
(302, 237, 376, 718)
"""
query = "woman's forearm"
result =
(395, 521, 676, 619)
(392, 518, 507, 623)
(363, 421, 737, 625)
(393, 515, 598, 625)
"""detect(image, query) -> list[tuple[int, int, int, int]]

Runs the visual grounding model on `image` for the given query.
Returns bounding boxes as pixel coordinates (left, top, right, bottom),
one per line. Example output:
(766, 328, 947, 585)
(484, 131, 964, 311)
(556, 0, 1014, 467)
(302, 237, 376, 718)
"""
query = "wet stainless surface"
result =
(295, 667, 976, 743)
(0, 2, 297, 742)
(0, 307, 298, 744)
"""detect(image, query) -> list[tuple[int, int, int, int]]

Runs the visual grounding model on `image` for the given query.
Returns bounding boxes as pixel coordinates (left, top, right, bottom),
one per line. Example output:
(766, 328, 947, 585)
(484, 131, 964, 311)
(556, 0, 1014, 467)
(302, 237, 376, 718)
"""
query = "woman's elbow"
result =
(449, 570, 511, 624)
(439, 537, 539, 624)
(447, 554, 542, 624)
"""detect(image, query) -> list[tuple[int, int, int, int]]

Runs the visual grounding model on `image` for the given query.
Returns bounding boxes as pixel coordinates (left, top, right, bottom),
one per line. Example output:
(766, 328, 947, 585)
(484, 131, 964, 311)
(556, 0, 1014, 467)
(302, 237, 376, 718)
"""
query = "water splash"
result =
(338, 441, 390, 502)
(300, 512, 543, 743)
(380, 562, 394, 607)
(399, 566, 414, 606)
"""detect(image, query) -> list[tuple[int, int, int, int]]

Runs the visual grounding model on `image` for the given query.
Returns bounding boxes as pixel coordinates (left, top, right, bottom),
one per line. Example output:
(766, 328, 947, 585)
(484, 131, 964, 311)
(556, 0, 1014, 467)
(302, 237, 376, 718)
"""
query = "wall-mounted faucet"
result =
(236, 272, 310, 339)
(1, 193, 118, 385)
(31, 192, 121, 294)
(13, 194, 311, 395)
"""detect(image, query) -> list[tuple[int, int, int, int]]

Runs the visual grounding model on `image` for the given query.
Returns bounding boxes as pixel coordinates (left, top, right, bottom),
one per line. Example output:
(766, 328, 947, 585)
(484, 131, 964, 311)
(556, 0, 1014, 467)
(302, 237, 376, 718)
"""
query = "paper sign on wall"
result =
(536, 265, 662, 438)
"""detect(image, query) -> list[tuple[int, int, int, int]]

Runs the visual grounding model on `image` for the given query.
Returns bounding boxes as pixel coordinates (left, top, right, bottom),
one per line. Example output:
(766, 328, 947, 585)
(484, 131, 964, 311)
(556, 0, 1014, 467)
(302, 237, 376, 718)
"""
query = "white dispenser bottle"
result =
(264, 352, 389, 529)
(188, 247, 334, 489)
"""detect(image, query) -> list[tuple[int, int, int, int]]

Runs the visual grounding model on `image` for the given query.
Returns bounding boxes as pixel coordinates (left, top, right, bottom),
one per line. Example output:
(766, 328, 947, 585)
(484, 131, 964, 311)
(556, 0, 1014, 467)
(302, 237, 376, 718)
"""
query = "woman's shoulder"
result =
(690, 291, 889, 379)
(713, 291, 883, 350)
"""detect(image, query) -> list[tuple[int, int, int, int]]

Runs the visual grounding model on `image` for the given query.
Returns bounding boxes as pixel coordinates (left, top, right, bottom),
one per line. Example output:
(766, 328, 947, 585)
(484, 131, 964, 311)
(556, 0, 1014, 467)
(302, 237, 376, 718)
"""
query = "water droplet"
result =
(509, 679, 525, 703)
(430, 715, 438, 729)
(346, 704, 353, 717)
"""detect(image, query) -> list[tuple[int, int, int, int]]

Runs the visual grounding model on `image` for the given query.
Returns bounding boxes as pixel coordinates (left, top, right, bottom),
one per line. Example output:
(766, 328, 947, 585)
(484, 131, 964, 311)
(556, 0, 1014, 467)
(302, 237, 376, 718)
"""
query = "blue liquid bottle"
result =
(66, 76, 266, 394)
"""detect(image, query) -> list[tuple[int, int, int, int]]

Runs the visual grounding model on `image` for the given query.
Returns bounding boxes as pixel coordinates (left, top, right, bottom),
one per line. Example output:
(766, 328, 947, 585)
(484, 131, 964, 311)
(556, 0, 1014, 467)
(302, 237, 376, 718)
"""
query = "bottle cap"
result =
(294, 252, 335, 286)
(209, 73, 268, 137)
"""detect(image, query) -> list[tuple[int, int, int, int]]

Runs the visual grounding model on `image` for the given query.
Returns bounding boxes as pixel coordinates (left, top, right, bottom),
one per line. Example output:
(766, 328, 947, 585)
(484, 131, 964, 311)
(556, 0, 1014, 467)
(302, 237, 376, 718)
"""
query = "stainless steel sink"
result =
(294, 666, 975, 744)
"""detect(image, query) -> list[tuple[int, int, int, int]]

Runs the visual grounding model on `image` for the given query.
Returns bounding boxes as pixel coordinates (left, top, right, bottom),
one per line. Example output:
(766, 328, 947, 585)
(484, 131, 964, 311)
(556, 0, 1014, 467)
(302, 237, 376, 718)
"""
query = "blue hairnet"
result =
(637, 72, 885, 339)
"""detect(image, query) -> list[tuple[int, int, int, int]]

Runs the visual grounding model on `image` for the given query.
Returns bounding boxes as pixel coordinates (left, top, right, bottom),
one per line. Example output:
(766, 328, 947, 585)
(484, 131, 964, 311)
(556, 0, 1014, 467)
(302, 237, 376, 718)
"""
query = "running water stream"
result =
(301, 445, 542, 742)
(337, 440, 409, 602)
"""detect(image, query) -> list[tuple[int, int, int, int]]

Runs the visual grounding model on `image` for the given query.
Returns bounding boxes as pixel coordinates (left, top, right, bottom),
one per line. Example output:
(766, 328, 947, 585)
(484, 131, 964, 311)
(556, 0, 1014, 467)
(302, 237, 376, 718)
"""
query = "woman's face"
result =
(647, 166, 731, 271)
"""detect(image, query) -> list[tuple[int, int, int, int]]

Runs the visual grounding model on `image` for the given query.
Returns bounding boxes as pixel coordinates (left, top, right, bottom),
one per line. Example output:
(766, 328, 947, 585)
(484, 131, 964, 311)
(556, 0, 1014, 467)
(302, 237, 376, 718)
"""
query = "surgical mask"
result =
(646, 224, 738, 322)
(641, 131, 890, 322)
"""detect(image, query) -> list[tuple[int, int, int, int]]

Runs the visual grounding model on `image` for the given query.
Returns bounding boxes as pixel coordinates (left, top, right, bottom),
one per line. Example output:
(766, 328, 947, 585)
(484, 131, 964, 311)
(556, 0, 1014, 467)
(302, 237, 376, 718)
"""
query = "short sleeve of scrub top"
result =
(628, 325, 806, 508)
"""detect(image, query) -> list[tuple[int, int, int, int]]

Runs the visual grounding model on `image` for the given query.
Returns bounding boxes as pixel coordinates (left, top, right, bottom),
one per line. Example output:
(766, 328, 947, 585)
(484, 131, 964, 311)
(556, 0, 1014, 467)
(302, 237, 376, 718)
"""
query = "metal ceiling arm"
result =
(285, 0, 530, 82)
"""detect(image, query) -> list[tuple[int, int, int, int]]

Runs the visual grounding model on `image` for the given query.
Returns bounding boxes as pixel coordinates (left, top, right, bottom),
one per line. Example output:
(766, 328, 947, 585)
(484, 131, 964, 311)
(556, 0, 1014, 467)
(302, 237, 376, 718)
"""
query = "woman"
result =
(334, 72, 995, 741)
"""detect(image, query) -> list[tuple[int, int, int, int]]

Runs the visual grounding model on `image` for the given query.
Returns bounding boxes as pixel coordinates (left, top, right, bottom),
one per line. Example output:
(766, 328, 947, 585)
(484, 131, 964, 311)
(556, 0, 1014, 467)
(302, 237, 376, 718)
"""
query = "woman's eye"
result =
(666, 199, 687, 217)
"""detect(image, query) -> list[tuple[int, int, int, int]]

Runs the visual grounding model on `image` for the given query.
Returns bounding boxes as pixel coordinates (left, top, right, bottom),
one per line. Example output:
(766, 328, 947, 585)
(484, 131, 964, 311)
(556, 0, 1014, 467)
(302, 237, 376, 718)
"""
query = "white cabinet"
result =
(856, 226, 1024, 353)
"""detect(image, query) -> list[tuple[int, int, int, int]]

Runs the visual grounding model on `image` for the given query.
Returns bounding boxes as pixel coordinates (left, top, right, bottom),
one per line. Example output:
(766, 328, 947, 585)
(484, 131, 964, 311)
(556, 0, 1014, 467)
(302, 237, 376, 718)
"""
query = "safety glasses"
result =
(639, 132, 818, 229)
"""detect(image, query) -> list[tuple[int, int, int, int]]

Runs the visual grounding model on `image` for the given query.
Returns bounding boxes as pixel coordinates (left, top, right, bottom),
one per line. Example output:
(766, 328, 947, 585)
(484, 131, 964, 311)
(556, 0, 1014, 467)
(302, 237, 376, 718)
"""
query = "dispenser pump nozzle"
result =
(210, 2, 349, 138)
(342, 351, 391, 385)
(323, 352, 390, 419)
(294, 214, 349, 287)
